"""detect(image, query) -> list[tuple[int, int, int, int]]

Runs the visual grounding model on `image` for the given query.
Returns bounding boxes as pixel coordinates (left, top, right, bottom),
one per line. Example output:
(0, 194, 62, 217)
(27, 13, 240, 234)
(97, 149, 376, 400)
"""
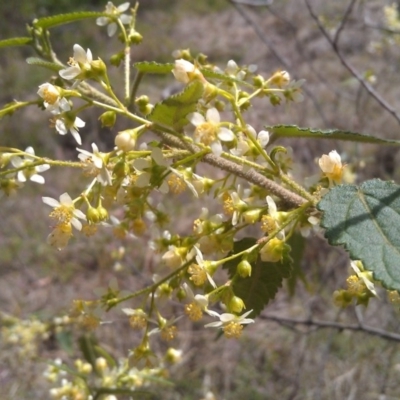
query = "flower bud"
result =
(129, 31, 143, 44)
(115, 129, 137, 152)
(91, 58, 107, 77)
(87, 206, 101, 223)
(99, 111, 116, 128)
(229, 296, 245, 313)
(237, 259, 252, 278)
(95, 357, 108, 373)
(98, 205, 109, 221)
(110, 51, 124, 67)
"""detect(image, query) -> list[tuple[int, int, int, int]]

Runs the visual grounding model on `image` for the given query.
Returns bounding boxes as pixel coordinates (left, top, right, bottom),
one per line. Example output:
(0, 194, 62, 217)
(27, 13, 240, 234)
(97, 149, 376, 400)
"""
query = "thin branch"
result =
(332, 0, 357, 46)
(155, 130, 308, 207)
(228, 0, 330, 126)
(261, 314, 400, 342)
(304, 0, 400, 126)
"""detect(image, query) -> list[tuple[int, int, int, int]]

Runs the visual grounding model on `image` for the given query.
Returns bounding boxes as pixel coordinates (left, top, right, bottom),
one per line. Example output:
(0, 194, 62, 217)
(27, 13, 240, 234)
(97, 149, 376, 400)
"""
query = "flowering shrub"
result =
(2, 2, 400, 398)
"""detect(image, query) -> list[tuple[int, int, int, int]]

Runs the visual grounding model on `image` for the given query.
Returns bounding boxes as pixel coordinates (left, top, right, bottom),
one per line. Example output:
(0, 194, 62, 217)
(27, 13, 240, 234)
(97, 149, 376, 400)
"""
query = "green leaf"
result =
(286, 233, 307, 296)
(148, 80, 204, 130)
(317, 179, 400, 291)
(0, 37, 32, 48)
(33, 11, 105, 29)
(134, 61, 174, 74)
(26, 57, 62, 72)
(223, 238, 292, 317)
(266, 125, 400, 145)
(56, 330, 73, 355)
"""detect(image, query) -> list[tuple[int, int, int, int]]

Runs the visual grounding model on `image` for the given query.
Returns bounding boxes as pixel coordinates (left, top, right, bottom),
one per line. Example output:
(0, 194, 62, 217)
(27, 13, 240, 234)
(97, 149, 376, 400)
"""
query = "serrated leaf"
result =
(0, 37, 32, 48)
(33, 11, 105, 29)
(148, 80, 204, 130)
(266, 125, 400, 145)
(201, 68, 252, 86)
(134, 61, 174, 74)
(317, 179, 400, 291)
(223, 238, 292, 317)
(286, 233, 307, 296)
(26, 57, 62, 72)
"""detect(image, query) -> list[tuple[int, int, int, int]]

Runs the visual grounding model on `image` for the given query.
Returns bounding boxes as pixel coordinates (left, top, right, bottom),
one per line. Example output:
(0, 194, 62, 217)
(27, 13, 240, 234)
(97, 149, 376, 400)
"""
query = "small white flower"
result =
(284, 79, 305, 102)
(10, 146, 50, 184)
(77, 142, 112, 186)
(350, 260, 377, 296)
(96, 2, 132, 37)
(38, 83, 70, 114)
(54, 114, 85, 145)
(59, 44, 93, 81)
(42, 192, 86, 231)
(205, 309, 254, 327)
(318, 150, 344, 184)
(188, 108, 234, 156)
(172, 59, 205, 84)
(133, 147, 169, 193)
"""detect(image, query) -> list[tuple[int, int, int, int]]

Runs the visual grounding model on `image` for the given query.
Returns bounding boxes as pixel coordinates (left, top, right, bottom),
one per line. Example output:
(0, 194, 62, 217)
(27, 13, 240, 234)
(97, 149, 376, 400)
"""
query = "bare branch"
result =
(304, 0, 400, 126)
(228, 0, 330, 126)
(261, 314, 400, 342)
(155, 130, 309, 207)
(332, 0, 358, 46)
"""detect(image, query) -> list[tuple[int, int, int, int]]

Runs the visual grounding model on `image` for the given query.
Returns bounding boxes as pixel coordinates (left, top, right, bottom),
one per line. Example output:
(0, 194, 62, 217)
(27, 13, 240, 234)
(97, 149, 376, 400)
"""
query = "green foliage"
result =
(26, 57, 62, 72)
(148, 80, 204, 130)
(223, 238, 293, 317)
(318, 179, 400, 291)
(267, 125, 400, 145)
(32, 11, 106, 29)
(0, 37, 32, 48)
(134, 61, 174, 74)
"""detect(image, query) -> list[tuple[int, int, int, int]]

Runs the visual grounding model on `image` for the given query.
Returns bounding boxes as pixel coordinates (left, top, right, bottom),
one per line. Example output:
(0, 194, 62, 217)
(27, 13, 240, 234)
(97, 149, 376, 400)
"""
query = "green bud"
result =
(229, 296, 245, 313)
(269, 93, 282, 106)
(98, 206, 109, 222)
(87, 206, 101, 223)
(197, 53, 208, 64)
(253, 74, 265, 88)
(237, 260, 252, 278)
(113, 160, 130, 178)
(176, 287, 186, 301)
(129, 31, 143, 45)
(99, 111, 116, 128)
(110, 51, 124, 67)
(91, 58, 107, 77)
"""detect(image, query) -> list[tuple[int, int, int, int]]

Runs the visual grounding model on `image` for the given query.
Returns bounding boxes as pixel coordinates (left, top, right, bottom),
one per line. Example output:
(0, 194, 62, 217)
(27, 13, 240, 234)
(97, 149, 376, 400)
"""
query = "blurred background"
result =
(2, 1, 400, 399)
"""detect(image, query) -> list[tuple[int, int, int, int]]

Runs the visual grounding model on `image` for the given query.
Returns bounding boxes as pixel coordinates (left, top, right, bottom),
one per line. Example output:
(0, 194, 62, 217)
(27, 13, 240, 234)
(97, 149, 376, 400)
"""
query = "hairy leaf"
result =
(286, 233, 307, 296)
(266, 125, 400, 145)
(318, 179, 400, 291)
(223, 238, 292, 317)
(0, 37, 32, 48)
(134, 61, 174, 74)
(26, 57, 62, 72)
(148, 80, 204, 130)
(33, 12, 105, 29)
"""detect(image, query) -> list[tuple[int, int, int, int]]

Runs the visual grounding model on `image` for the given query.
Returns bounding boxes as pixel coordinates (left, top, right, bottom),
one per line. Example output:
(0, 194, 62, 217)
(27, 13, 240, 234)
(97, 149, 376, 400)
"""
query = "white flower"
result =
(38, 83, 70, 114)
(96, 2, 132, 37)
(284, 79, 305, 102)
(10, 146, 50, 184)
(172, 59, 205, 84)
(183, 283, 210, 310)
(42, 192, 86, 231)
(54, 114, 85, 145)
(318, 150, 344, 183)
(188, 108, 235, 156)
(59, 44, 93, 81)
(205, 309, 254, 338)
(133, 147, 169, 193)
(350, 260, 377, 296)
(77, 142, 112, 186)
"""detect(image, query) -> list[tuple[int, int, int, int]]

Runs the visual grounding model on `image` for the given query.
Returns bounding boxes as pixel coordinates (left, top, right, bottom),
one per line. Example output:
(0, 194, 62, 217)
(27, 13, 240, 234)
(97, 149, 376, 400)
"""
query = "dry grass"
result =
(2, 1, 400, 399)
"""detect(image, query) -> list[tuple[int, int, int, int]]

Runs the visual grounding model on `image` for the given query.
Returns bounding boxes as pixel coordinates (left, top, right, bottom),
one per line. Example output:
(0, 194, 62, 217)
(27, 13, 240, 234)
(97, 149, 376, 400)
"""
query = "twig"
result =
(261, 314, 400, 342)
(304, 0, 400, 126)
(155, 130, 308, 207)
(228, 0, 330, 126)
(332, 0, 357, 46)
